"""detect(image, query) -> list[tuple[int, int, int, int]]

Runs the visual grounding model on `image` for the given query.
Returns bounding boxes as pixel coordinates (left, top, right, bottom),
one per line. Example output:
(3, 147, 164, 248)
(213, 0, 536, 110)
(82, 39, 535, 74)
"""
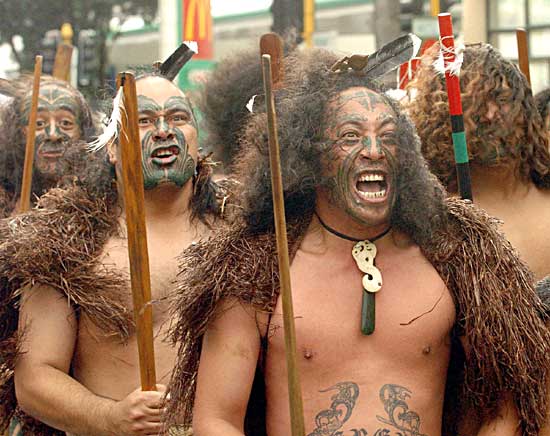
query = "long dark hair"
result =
(233, 48, 448, 247)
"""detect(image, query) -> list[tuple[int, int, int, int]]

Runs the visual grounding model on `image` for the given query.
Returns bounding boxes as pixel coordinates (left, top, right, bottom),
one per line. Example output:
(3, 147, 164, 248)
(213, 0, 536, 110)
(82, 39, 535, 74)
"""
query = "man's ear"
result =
(107, 138, 118, 165)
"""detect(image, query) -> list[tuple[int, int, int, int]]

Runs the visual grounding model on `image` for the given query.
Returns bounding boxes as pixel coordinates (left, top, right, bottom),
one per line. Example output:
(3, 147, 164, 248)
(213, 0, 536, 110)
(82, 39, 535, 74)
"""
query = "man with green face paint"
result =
(408, 43, 550, 281)
(0, 67, 229, 434)
(164, 47, 550, 436)
(0, 77, 97, 216)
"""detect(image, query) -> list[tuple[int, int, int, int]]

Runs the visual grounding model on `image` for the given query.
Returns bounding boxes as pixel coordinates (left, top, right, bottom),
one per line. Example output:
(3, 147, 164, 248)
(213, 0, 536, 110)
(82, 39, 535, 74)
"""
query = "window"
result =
(487, 0, 550, 93)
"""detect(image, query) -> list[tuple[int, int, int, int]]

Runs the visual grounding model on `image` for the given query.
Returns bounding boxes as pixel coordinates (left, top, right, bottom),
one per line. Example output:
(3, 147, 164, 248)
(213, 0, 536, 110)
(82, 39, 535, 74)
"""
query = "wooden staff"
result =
(260, 33, 284, 87)
(19, 55, 43, 213)
(116, 72, 157, 391)
(52, 43, 74, 82)
(516, 28, 531, 85)
(261, 53, 305, 436)
(438, 13, 473, 201)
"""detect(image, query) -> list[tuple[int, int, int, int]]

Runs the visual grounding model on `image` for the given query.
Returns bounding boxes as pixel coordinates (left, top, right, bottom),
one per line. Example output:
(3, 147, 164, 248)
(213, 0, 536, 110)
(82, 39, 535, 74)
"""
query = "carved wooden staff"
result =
(19, 55, 43, 213)
(117, 72, 157, 391)
(260, 50, 306, 435)
(516, 28, 531, 85)
(438, 13, 473, 201)
(52, 43, 74, 82)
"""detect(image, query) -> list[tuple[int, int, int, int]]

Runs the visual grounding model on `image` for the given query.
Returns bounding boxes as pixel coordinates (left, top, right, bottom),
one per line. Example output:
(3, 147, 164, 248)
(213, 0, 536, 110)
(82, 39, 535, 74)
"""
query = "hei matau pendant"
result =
(352, 240, 382, 335)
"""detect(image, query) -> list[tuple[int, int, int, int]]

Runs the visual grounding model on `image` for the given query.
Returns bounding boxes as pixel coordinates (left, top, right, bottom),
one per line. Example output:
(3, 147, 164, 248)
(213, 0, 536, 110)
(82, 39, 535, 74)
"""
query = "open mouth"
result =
(354, 171, 389, 202)
(151, 145, 180, 166)
(38, 145, 65, 159)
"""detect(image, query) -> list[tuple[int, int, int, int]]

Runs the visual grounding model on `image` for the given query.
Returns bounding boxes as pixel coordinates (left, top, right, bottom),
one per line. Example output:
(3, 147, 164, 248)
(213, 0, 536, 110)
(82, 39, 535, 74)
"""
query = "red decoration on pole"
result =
(438, 13, 462, 116)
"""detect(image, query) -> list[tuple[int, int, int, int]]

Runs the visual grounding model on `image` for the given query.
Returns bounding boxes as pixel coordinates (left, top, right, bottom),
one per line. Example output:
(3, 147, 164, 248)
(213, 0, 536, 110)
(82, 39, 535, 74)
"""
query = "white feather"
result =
(246, 95, 257, 113)
(183, 41, 199, 54)
(87, 87, 124, 152)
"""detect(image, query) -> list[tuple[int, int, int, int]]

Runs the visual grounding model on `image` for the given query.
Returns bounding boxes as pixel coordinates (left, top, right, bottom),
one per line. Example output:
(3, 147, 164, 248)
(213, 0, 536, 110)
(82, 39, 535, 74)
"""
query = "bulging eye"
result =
(36, 120, 46, 128)
(60, 119, 75, 129)
(342, 131, 360, 140)
(171, 113, 189, 123)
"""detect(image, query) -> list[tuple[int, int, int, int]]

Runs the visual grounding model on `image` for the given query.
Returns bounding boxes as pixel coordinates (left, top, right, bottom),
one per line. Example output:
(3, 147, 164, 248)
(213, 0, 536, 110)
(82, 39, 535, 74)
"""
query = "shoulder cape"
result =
(166, 197, 550, 436)
(0, 185, 132, 435)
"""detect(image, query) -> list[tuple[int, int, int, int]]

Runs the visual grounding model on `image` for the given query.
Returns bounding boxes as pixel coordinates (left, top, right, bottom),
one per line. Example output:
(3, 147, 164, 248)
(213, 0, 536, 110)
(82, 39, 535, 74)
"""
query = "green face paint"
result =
(323, 87, 398, 227)
(21, 84, 83, 179)
(137, 95, 197, 190)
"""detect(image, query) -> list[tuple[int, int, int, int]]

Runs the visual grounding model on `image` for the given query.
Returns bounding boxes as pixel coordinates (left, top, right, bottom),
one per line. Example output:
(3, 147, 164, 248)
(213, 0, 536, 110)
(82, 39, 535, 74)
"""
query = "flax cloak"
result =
(167, 197, 550, 436)
(0, 155, 227, 435)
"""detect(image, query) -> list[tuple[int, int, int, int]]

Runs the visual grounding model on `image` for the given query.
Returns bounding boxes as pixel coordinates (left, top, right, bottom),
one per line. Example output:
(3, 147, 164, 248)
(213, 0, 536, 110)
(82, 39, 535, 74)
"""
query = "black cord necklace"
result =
(315, 213, 391, 243)
(315, 212, 390, 336)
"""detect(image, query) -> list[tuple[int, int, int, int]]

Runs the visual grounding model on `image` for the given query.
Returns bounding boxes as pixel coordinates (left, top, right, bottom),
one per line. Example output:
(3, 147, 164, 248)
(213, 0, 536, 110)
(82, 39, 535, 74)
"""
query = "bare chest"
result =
(266, 243, 456, 374)
(95, 233, 185, 317)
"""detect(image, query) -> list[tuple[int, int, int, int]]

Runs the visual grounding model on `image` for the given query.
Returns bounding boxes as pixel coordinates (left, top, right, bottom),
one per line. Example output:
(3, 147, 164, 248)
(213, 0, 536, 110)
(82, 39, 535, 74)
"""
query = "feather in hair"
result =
(160, 42, 197, 82)
(364, 33, 422, 78)
(87, 87, 123, 152)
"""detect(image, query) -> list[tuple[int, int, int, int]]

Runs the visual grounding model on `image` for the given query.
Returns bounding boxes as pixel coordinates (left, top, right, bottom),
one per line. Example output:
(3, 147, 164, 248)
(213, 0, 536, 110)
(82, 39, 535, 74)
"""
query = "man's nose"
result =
(359, 136, 384, 160)
(46, 120, 61, 142)
(153, 118, 175, 141)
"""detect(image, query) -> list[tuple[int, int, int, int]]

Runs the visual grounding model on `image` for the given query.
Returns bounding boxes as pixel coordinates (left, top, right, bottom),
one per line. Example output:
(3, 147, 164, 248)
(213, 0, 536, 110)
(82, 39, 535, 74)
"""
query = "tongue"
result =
(357, 181, 383, 193)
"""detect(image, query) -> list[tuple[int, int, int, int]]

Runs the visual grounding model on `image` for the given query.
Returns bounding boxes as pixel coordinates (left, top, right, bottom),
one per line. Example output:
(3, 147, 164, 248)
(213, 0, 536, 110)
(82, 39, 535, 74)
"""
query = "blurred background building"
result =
(1, 0, 549, 93)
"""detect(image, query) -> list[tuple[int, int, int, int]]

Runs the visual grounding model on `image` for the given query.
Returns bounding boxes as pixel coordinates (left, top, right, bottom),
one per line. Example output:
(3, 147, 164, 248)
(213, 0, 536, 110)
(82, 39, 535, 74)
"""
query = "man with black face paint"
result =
(164, 48, 550, 436)
(1, 73, 227, 435)
(408, 43, 550, 281)
(0, 77, 96, 216)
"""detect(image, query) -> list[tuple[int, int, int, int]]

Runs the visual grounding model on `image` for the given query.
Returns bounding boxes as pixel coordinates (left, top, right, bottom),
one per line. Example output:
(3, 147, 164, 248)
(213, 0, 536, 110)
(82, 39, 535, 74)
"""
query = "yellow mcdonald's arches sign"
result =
(183, 0, 213, 59)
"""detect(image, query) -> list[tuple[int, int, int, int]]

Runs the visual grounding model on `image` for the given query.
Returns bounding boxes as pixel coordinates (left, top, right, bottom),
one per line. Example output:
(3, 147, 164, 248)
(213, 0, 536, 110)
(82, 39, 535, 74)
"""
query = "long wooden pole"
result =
(117, 72, 157, 391)
(19, 55, 43, 213)
(261, 54, 305, 436)
(303, 0, 315, 48)
(52, 43, 74, 82)
(516, 28, 531, 85)
(438, 13, 473, 201)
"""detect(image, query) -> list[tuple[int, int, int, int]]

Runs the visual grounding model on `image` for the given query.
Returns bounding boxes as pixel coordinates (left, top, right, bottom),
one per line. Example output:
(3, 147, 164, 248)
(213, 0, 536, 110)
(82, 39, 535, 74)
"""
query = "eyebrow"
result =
(164, 106, 191, 114)
(378, 116, 397, 128)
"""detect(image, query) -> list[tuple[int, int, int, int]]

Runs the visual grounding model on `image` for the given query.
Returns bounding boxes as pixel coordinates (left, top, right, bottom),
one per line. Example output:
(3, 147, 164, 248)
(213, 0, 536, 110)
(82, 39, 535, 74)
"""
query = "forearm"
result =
(16, 364, 116, 436)
(475, 395, 520, 436)
(193, 417, 246, 436)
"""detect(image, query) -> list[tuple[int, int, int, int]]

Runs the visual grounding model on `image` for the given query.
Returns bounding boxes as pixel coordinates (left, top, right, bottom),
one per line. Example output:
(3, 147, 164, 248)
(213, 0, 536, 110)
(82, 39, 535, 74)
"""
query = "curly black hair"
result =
(233, 48, 448, 247)
(535, 88, 550, 126)
(408, 43, 550, 191)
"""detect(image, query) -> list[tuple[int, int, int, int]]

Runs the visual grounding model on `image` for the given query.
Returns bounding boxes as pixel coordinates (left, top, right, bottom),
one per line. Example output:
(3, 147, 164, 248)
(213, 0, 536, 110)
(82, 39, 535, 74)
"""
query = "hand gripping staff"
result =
(19, 55, 43, 213)
(117, 72, 157, 391)
(438, 13, 473, 201)
(260, 32, 306, 436)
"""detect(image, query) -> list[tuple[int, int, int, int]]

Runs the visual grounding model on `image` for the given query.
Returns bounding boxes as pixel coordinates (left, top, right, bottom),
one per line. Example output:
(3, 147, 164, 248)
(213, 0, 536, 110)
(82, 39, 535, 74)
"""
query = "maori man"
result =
(0, 77, 96, 216)
(408, 43, 550, 280)
(166, 48, 550, 436)
(535, 88, 550, 131)
(1, 72, 225, 435)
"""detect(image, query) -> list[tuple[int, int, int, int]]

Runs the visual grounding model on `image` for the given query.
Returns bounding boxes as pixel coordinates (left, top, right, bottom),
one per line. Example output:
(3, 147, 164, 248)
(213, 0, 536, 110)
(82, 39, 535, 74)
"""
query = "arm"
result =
(475, 395, 520, 436)
(458, 337, 520, 436)
(15, 284, 165, 436)
(192, 299, 263, 435)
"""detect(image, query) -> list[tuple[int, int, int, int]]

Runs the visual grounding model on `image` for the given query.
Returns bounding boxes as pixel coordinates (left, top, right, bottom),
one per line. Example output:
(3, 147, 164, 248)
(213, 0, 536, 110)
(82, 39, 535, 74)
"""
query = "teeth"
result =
(358, 173, 385, 182)
(357, 189, 386, 199)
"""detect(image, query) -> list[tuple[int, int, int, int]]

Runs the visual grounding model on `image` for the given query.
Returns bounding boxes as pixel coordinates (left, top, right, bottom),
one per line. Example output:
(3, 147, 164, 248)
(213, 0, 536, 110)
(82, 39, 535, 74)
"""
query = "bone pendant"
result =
(362, 265, 382, 293)
(353, 240, 383, 293)
(352, 240, 377, 272)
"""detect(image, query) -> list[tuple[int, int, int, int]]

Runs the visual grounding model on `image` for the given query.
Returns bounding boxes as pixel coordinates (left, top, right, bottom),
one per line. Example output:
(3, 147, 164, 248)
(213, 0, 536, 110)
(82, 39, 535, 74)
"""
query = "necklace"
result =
(316, 213, 390, 335)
